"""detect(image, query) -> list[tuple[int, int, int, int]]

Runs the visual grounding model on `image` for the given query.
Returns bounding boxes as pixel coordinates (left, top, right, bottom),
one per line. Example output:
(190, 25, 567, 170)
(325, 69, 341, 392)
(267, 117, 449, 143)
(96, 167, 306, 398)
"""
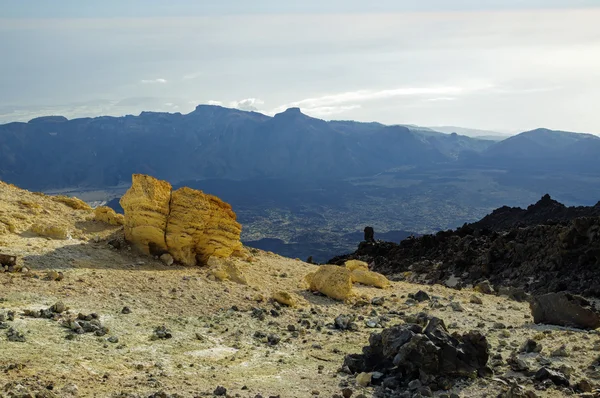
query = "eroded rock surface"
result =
(120, 174, 242, 265)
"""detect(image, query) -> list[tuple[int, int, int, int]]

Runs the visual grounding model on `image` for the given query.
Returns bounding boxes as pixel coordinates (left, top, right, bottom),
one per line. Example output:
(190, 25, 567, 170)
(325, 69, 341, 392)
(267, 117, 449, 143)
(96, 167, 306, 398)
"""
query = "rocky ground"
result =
(1, 182, 600, 397)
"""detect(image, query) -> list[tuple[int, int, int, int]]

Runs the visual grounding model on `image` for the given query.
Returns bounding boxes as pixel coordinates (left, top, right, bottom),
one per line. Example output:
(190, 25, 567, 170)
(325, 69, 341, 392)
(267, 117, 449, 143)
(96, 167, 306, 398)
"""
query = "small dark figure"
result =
(364, 226, 375, 242)
(306, 256, 313, 264)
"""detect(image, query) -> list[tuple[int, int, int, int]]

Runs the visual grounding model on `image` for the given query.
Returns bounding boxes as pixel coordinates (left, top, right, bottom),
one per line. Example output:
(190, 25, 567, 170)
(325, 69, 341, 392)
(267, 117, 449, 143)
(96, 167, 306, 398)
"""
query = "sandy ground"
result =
(1, 181, 600, 398)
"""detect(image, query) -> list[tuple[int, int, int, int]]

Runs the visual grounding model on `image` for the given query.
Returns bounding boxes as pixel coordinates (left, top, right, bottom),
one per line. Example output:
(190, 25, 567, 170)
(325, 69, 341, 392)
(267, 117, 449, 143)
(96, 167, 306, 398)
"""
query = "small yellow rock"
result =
(272, 291, 298, 307)
(356, 372, 372, 387)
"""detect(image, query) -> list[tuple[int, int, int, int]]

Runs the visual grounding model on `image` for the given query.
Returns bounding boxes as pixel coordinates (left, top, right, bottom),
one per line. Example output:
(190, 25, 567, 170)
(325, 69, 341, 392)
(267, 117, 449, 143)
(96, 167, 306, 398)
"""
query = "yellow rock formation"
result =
(166, 187, 243, 265)
(120, 174, 243, 266)
(305, 265, 354, 301)
(51, 195, 92, 211)
(94, 206, 124, 226)
(351, 268, 390, 289)
(120, 175, 172, 255)
(344, 259, 369, 271)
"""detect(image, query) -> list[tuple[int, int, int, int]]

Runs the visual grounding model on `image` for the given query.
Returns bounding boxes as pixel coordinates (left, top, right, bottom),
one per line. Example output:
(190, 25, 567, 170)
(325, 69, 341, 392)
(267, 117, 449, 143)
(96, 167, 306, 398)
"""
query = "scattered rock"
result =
(151, 326, 172, 340)
(469, 295, 483, 305)
(121, 306, 131, 314)
(6, 327, 26, 342)
(335, 314, 358, 331)
(530, 292, 600, 329)
(551, 345, 569, 357)
(450, 301, 464, 312)
(159, 253, 174, 266)
(213, 386, 227, 396)
(534, 367, 569, 387)
(355, 372, 371, 387)
(412, 290, 430, 302)
(371, 296, 385, 306)
(474, 280, 494, 295)
(519, 339, 542, 354)
(45, 270, 64, 281)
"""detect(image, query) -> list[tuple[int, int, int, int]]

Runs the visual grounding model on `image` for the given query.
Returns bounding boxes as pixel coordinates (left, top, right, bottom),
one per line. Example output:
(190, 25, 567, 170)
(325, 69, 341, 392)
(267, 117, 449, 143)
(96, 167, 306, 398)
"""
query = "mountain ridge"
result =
(2, 105, 598, 191)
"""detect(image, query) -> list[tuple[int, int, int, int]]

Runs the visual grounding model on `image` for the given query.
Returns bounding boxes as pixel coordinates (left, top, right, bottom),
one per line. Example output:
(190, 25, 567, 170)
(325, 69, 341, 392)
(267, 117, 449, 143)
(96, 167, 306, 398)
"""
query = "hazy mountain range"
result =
(2, 104, 598, 190)
(2, 105, 600, 260)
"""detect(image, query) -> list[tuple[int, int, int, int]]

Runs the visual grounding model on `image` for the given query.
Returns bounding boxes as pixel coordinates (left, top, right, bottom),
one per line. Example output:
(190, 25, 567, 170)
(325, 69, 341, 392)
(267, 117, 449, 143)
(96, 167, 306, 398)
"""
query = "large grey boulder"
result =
(530, 292, 600, 329)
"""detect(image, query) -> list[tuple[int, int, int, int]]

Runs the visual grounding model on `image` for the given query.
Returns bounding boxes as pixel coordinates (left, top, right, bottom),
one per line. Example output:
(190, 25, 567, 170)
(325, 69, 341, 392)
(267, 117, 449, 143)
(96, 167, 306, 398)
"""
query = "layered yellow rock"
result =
(306, 265, 353, 301)
(120, 175, 172, 254)
(351, 268, 390, 289)
(94, 206, 124, 226)
(30, 224, 69, 239)
(166, 187, 243, 265)
(51, 195, 92, 211)
(345, 259, 369, 272)
(120, 174, 243, 266)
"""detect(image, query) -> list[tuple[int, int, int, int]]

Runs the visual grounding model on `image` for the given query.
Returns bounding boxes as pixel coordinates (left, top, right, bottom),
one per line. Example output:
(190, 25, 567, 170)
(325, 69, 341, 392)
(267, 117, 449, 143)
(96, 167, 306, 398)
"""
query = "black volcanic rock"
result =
(330, 196, 600, 297)
(471, 194, 600, 231)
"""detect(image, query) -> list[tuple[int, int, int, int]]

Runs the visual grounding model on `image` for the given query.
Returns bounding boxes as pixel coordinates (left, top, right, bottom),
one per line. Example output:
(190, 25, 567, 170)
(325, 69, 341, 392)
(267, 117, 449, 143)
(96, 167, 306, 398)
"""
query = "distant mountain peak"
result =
(274, 107, 304, 117)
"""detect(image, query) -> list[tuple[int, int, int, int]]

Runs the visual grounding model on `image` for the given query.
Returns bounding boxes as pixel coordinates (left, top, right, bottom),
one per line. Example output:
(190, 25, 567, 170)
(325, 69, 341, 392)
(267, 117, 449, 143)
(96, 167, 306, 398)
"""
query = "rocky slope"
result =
(329, 195, 600, 297)
(1, 181, 600, 397)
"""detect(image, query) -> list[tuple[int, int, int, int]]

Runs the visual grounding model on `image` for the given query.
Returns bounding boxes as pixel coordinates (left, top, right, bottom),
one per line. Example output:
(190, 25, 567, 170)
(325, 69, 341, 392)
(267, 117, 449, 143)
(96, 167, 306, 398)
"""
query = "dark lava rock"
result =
(412, 290, 431, 302)
(121, 306, 132, 314)
(327, 197, 600, 298)
(534, 367, 570, 387)
(267, 334, 281, 345)
(151, 326, 173, 340)
(519, 339, 542, 354)
(343, 316, 490, 389)
(6, 327, 26, 342)
(530, 292, 600, 329)
(213, 386, 227, 396)
(335, 314, 358, 331)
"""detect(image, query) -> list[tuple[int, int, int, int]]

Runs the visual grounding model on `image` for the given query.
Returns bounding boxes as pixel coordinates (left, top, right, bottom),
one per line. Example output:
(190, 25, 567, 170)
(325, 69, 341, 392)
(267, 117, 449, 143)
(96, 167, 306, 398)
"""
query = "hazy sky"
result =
(1, 1, 600, 133)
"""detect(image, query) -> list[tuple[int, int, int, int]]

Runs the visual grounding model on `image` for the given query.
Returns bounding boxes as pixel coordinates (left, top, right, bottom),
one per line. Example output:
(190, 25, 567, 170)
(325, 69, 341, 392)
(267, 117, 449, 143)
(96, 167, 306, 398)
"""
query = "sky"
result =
(1, 1, 600, 133)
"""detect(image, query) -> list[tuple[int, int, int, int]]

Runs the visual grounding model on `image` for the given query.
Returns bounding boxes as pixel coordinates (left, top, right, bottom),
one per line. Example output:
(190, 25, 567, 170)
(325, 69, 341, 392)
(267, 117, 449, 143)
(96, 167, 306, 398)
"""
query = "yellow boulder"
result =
(306, 265, 353, 301)
(351, 269, 390, 289)
(272, 291, 299, 307)
(345, 259, 369, 271)
(94, 206, 124, 226)
(119, 174, 243, 265)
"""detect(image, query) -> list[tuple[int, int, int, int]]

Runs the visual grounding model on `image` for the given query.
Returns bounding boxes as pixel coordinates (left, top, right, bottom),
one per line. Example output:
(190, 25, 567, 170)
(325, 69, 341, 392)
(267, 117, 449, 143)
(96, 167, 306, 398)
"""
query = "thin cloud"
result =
(207, 100, 223, 106)
(230, 98, 264, 111)
(140, 78, 167, 84)
(270, 84, 492, 115)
